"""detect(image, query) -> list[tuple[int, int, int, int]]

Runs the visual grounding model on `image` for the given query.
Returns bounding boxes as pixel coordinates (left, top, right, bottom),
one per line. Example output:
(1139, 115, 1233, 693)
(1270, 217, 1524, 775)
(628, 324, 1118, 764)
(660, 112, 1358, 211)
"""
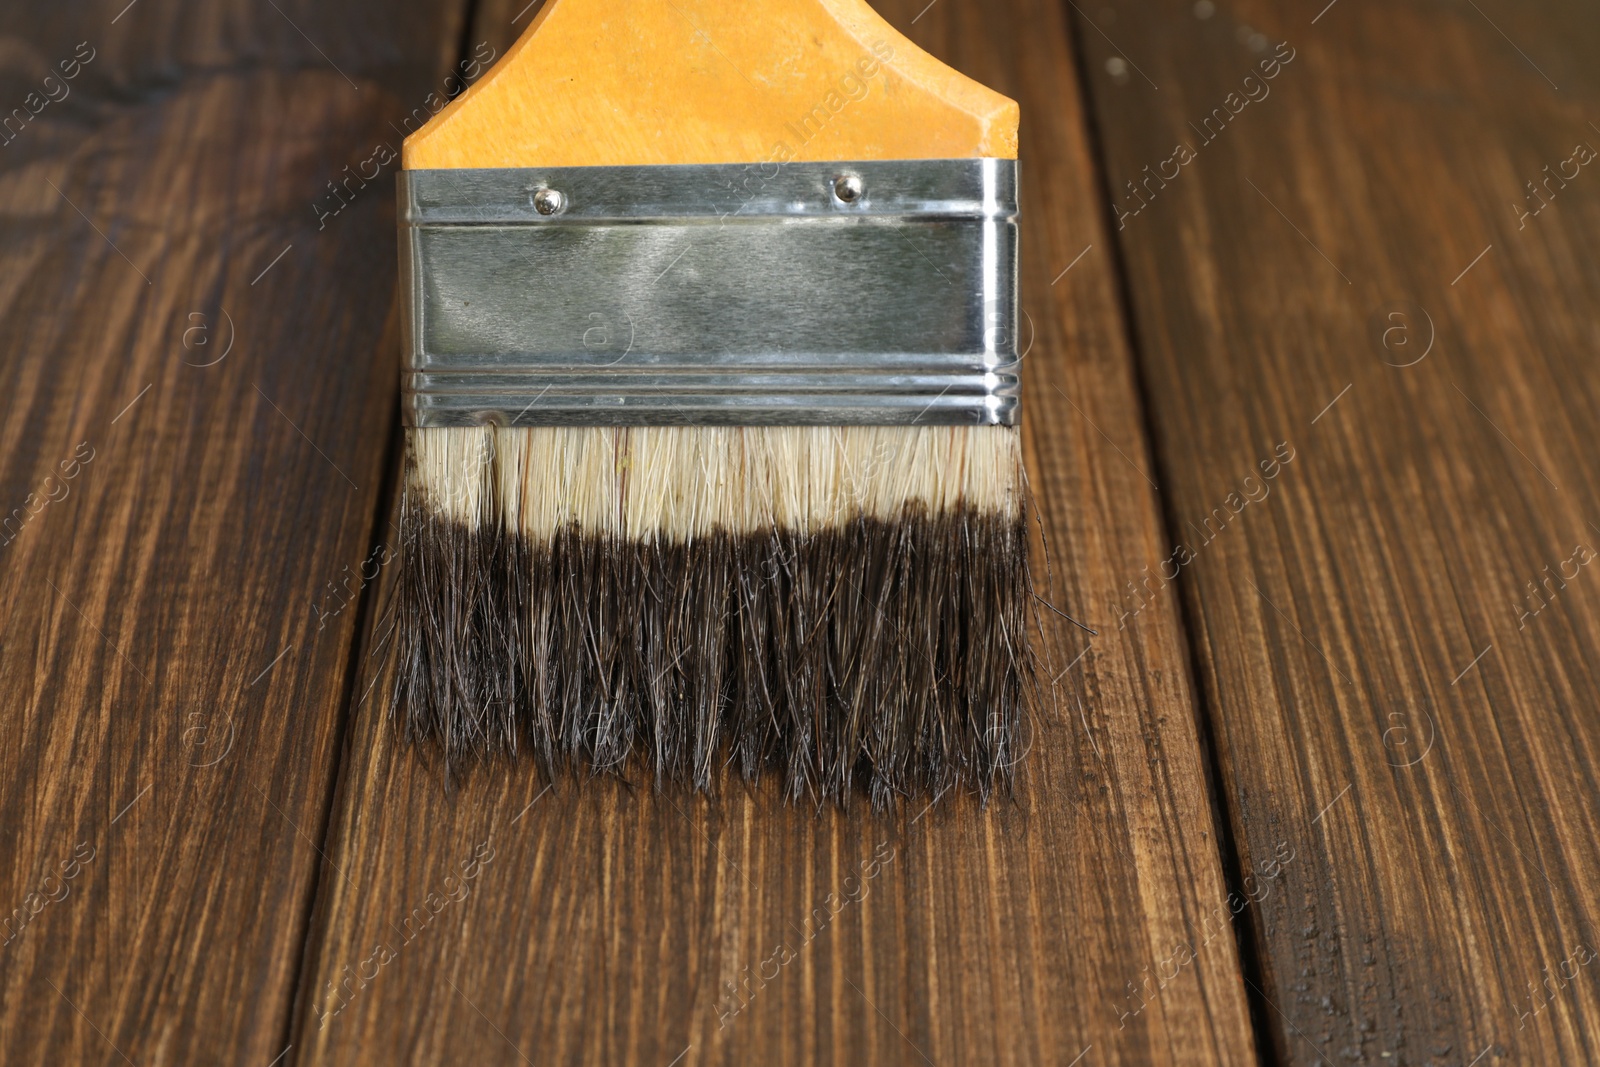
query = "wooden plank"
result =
(1071, 0, 1600, 1061)
(8, 0, 464, 104)
(469, 0, 536, 57)
(292, 0, 1256, 1064)
(0, 2, 466, 1062)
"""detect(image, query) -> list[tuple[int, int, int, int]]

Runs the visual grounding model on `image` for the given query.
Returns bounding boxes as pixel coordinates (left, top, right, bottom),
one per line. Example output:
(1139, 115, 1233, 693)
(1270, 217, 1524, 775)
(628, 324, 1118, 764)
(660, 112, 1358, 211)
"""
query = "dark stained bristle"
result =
(389, 430, 1037, 809)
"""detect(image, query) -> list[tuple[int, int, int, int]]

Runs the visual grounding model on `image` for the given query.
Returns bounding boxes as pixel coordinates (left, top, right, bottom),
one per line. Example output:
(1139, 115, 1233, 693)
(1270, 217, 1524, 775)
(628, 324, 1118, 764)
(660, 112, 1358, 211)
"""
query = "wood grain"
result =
(1071, 0, 1600, 1061)
(0, 1, 466, 1062)
(469, 0, 548, 60)
(292, 0, 1256, 1063)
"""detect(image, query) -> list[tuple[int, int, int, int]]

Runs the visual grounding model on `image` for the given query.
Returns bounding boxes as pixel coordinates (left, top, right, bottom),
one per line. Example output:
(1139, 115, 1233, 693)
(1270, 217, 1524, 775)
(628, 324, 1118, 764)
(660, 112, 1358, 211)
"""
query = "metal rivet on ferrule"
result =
(833, 173, 864, 204)
(532, 187, 565, 215)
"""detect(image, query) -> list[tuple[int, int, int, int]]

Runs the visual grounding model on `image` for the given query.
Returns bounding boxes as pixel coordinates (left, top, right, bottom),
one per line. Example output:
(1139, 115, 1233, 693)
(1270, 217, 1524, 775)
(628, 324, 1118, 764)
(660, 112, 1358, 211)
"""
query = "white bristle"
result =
(413, 425, 1022, 541)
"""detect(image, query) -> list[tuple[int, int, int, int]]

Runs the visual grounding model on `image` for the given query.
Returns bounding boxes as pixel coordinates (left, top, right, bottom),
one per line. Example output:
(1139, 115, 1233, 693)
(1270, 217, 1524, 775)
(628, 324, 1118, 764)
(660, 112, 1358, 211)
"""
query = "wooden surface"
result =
(2, 0, 1597, 1064)
(0, 1, 468, 1063)
(1070, 0, 1600, 1063)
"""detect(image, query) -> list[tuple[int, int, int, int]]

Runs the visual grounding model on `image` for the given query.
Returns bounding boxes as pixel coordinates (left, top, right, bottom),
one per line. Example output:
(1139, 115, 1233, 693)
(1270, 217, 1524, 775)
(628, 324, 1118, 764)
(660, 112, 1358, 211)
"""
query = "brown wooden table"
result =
(3, 0, 1598, 1063)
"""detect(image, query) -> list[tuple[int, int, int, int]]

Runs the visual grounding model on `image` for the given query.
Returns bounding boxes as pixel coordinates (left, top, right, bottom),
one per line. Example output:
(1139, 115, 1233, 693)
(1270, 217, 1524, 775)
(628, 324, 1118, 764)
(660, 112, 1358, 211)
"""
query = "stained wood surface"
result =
(0, 1, 466, 1063)
(8, 0, 1598, 1064)
(1070, 0, 1600, 1062)
(292, 0, 1253, 1064)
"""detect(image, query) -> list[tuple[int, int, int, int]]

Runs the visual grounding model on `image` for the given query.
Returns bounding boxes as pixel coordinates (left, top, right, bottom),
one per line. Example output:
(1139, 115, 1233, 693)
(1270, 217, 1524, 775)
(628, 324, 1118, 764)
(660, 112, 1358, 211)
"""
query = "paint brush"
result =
(393, 0, 1030, 807)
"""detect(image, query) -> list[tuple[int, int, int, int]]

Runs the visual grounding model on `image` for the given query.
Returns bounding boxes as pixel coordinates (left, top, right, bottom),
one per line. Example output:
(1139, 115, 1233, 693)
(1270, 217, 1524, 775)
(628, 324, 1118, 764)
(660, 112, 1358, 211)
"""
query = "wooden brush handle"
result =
(403, 0, 1017, 169)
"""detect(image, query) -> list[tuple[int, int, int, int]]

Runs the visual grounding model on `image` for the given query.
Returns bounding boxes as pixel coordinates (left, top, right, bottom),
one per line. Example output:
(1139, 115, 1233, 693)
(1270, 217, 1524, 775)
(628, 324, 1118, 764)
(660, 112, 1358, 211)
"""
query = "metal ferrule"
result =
(398, 158, 1019, 427)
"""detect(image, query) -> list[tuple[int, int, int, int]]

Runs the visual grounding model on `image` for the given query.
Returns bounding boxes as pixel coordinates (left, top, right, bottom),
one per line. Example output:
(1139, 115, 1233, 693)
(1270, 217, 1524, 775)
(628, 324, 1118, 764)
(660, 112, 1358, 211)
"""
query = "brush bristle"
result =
(390, 425, 1034, 808)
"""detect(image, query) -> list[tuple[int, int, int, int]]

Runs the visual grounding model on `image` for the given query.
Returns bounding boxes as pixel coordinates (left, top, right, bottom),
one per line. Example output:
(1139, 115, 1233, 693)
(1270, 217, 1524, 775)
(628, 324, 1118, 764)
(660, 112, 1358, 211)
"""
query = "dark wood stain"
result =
(1071, 0, 1600, 1061)
(9, 0, 1595, 1062)
(0, 2, 467, 1063)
